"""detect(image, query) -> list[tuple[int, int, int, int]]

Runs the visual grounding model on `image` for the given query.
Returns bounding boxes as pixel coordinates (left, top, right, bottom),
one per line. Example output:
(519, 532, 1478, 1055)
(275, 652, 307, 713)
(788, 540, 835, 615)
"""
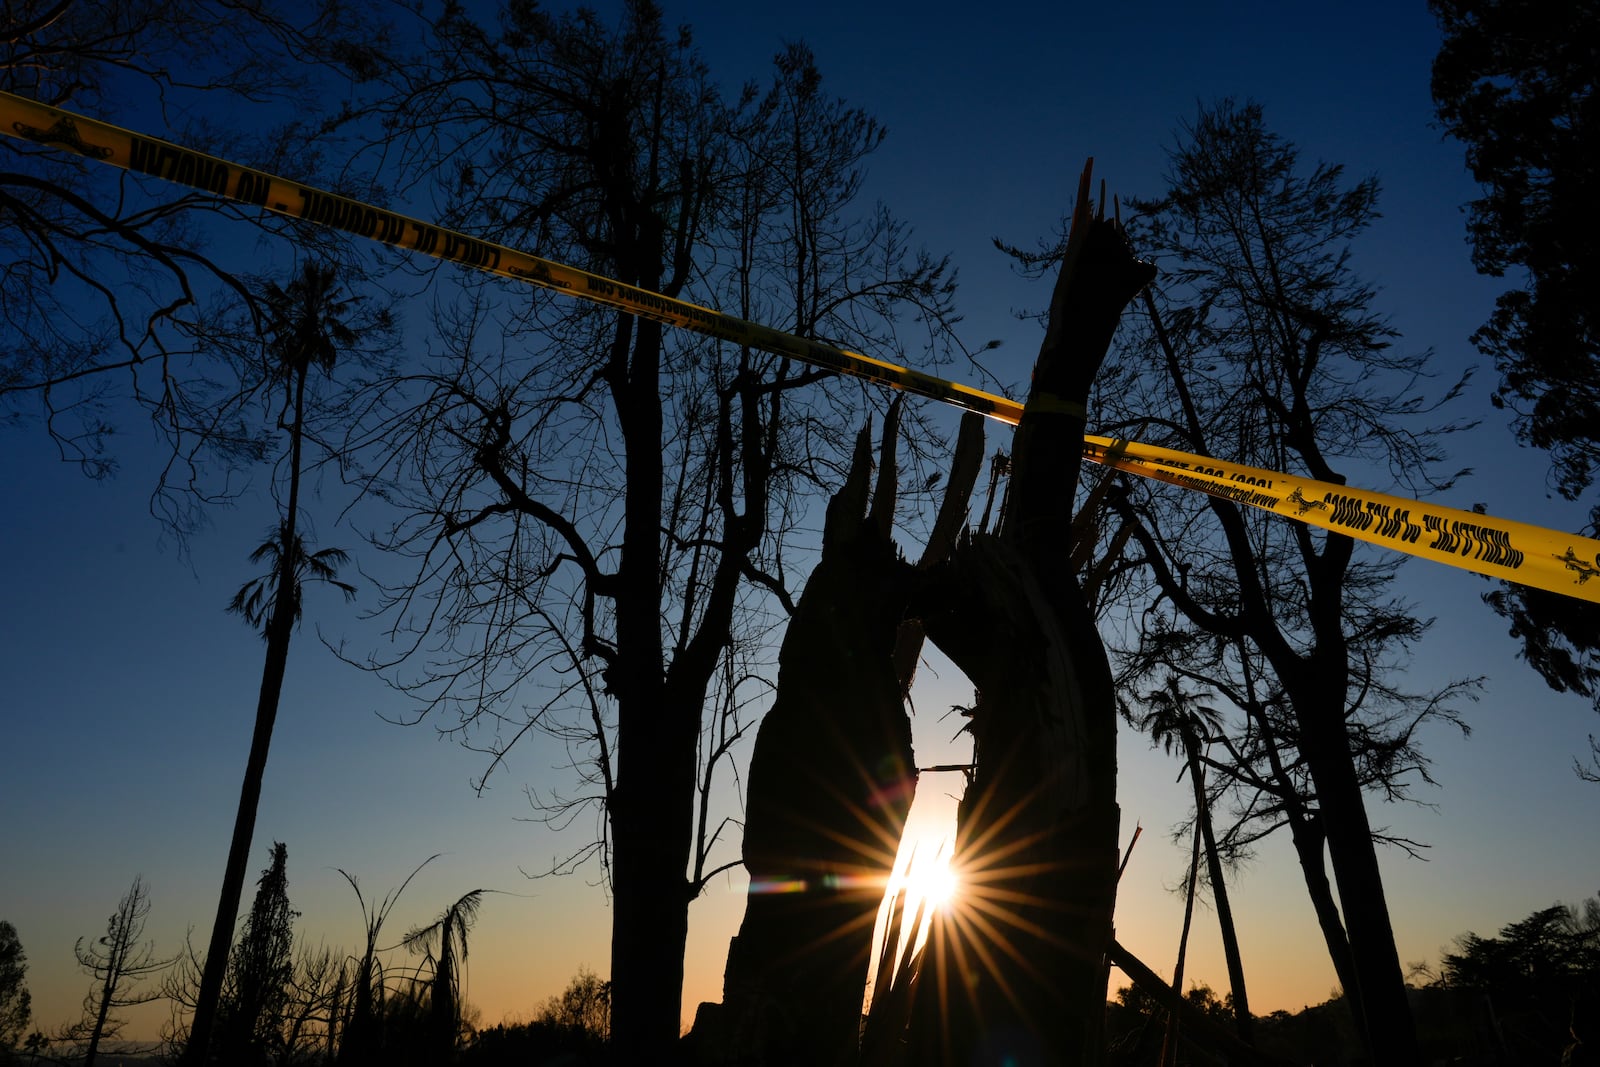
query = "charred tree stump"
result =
(907, 167, 1155, 1066)
(697, 404, 986, 1067)
(706, 409, 916, 1066)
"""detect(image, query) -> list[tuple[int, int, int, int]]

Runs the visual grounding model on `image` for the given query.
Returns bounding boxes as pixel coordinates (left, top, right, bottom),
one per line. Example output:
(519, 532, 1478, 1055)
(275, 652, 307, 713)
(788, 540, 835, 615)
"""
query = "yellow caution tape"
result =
(0, 91, 1020, 424)
(5, 89, 1598, 603)
(1085, 437, 1600, 603)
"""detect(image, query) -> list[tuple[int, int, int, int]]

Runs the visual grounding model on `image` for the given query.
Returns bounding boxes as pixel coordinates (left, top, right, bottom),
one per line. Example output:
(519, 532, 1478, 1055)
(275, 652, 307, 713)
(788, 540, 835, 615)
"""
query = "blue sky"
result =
(3, 0, 1597, 1042)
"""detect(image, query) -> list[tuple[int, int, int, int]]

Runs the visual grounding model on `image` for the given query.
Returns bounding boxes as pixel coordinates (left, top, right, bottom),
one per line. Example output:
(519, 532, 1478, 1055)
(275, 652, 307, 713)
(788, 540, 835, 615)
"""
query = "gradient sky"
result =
(3, 0, 1597, 1044)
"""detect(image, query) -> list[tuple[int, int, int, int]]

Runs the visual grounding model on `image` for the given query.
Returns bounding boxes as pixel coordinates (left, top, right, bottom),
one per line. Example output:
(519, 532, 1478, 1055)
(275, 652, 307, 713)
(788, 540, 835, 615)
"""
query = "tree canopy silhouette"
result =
(67, 876, 173, 1067)
(1096, 99, 1477, 1065)
(1431, 0, 1600, 775)
(0, 1, 387, 530)
(0, 921, 30, 1056)
(341, 3, 970, 1057)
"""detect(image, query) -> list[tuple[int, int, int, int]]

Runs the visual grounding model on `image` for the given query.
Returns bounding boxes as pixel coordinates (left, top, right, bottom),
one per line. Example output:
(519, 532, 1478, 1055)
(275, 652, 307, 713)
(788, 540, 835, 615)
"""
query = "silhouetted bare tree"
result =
(1, 2, 387, 529)
(539, 968, 612, 1042)
(1097, 100, 1477, 1065)
(66, 876, 173, 1067)
(344, 5, 968, 1058)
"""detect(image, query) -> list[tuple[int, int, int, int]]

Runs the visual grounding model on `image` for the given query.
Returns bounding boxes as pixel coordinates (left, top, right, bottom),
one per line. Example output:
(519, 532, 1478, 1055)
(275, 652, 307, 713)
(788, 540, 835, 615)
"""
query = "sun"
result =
(905, 851, 959, 910)
(869, 838, 962, 995)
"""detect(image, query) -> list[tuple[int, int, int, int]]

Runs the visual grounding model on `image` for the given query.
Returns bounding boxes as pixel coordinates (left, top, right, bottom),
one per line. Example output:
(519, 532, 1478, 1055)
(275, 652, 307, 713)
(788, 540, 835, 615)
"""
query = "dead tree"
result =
(908, 169, 1154, 1065)
(68, 876, 174, 1067)
(701, 169, 1148, 1066)
(703, 402, 982, 1066)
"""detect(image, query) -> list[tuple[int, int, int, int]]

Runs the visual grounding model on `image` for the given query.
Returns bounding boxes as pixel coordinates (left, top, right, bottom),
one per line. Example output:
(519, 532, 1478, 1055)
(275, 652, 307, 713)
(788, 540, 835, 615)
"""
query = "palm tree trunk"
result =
(431, 913, 457, 1058)
(183, 366, 308, 1066)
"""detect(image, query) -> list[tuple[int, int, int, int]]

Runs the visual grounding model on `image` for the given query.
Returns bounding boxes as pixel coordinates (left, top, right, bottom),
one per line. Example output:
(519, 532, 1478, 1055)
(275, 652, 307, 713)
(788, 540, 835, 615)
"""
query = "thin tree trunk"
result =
(1185, 732, 1253, 1041)
(85, 959, 118, 1067)
(1286, 809, 1362, 1016)
(1161, 815, 1203, 1067)
(712, 419, 919, 1066)
(1242, 690, 1361, 1029)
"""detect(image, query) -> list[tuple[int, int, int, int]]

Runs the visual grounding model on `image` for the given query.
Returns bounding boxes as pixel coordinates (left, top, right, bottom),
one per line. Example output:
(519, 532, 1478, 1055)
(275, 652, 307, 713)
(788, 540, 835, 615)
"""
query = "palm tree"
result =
(183, 263, 362, 1066)
(401, 889, 486, 1060)
(336, 856, 437, 1067)
(227, 533, 356, 631)
(1135, 675, 1254, 1046)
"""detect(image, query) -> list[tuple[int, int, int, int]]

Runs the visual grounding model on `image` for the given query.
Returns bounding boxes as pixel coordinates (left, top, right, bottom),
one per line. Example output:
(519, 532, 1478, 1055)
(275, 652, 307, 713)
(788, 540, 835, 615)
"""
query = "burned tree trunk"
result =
(909, 168, 1155, 1066)
(698, 403, 985, 1067)
(703, 407, 910, 1065)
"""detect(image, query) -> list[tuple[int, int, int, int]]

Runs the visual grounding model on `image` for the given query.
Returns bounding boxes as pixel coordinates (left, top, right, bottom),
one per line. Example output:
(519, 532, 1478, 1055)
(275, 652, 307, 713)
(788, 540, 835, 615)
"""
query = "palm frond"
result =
(227, 524, 356, 634)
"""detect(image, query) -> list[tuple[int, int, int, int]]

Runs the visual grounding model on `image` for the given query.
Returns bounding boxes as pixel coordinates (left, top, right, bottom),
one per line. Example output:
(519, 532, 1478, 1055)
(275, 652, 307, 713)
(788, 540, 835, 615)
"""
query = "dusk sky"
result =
(2, 0, 1597, 1045)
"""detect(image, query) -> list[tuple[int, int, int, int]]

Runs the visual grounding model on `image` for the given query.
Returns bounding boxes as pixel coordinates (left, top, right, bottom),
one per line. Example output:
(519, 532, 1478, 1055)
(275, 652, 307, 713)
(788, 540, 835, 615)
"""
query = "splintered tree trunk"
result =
(910, 167, 1154, 1066)
(712, 410, 921, 1067)
(913, 534, 1121, 1065)
(693, 410, 984, 1067)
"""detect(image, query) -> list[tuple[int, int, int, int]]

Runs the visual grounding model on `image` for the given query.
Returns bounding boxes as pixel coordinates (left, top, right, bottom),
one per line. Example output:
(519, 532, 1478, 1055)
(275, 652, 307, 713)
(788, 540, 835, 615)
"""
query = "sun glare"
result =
(887, 840, 960, 930)
(868, 838, 959, 992)
(907, 853, 959, 910)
